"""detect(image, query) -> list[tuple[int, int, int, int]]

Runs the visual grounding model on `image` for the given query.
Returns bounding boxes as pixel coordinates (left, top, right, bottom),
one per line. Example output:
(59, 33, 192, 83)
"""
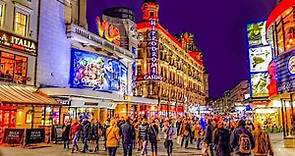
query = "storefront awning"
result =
(0, 84, 59, 105)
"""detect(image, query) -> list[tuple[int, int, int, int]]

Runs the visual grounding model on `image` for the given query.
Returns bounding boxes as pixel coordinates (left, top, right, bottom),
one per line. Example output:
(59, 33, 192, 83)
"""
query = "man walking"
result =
(121, 116, 135, 156)
(230, 119, 255, 156)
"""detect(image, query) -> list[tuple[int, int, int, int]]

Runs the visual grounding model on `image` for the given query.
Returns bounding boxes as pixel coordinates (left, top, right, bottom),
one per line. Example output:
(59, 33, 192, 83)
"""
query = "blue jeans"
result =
(123, 143, 133, 156)
(108, 147, 117, 156)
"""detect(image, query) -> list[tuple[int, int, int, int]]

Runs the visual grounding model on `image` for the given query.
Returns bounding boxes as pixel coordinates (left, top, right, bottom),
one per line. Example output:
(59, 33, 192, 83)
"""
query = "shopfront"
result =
(0, 84, 59, 143)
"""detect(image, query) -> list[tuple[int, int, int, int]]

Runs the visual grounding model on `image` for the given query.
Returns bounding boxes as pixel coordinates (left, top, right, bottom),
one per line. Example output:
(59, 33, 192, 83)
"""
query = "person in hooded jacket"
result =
(81, 119, 92, 153)
(213, 121, 231, 156)
(253, 123, 274, 156)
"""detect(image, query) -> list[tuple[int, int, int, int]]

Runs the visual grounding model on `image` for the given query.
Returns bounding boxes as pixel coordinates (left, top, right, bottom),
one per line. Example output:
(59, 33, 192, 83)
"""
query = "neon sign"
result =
(96, 17, 121, 46)
(145, 19, 161, 80)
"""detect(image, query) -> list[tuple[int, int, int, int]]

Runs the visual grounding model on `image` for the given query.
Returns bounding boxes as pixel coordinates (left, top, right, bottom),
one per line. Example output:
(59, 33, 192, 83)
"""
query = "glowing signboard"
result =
(70, 49, 127, 95)
(250, 72, 269, 97)
(247, 21, 268, 47)
(96, 17, 121, 46)
(0, 30, 37, 53)
(144, 19, 161, 80)
(249, 46, 272, 72)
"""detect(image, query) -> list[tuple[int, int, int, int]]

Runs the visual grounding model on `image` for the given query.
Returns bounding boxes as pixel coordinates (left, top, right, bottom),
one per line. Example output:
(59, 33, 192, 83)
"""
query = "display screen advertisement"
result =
(247, 21, 268, 47)
(273, 50, 295, 94)
(70, 48, 128, 95)
(249, 46, 272, 72)
(250, 72, 269, 98)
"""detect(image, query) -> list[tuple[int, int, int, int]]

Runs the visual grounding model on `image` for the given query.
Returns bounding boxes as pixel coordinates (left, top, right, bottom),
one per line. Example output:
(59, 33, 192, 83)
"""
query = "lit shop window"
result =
(0, 4, 5, 28)
(14, 12, 28, 36)
(0, 52, 27, 84)
(284, 13, 295, 51)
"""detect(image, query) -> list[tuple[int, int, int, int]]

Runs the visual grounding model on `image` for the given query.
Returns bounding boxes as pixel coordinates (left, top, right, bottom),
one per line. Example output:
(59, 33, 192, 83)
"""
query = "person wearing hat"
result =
(230, 119, 255, 156)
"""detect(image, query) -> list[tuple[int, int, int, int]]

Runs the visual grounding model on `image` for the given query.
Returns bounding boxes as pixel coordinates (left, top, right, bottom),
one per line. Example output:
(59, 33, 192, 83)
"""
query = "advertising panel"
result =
(3, 128, 25, 144)
(70, 49, 127, 95)
(273, 50, 295, 93)
(251, 72, 269, 97)
(247, 21, 268, 47)
(25, 128, 45, 145)
(249, 46, 272, 72)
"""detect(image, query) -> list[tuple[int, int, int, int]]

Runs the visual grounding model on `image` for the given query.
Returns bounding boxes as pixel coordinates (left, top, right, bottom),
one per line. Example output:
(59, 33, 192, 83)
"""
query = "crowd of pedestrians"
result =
(60, 114, 274, 156)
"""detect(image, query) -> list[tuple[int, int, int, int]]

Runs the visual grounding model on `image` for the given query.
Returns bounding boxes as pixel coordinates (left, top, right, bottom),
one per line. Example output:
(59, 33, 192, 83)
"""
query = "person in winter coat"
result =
(139, 118, 149, 156)
(62, 120, 71, 150)
(253, 123, 274, 156)
(106, 120, 120, 156)
(90, 119, 100, 152)
(230, 119, 255, 156)
(193, 121, 202, 150)
(213, 121, 231, 156)
(70, 120, 81, 153)
(120, 116, 135, 156)
(163, 118, 175, 156)
(204, 119, 214, 155)
(180, 118, 191, 149)
(148, 118, 159, 156)
(81, 119, 92, 153)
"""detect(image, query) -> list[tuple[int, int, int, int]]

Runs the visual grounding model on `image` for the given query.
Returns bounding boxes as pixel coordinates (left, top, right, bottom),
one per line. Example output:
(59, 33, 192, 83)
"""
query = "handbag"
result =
(177, 136, 183, 145)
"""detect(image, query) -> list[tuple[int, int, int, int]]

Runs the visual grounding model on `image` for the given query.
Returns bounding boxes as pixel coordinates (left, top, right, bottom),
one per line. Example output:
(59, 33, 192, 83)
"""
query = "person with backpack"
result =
(230, 119, 255, 156)
(148, 118, 159, 156)
(163, 118, 175, 156)
(213, 121, 231, 156)
(253, 123, 274, 156)
(120, 116, 135, 156)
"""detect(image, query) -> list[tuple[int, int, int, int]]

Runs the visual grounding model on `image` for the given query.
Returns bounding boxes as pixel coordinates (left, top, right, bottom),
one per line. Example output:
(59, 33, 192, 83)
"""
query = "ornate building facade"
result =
(134, 0, 208, 116)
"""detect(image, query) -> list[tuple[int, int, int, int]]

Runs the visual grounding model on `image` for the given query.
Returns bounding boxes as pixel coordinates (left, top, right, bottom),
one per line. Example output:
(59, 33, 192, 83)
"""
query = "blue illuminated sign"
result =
(70, 48, 128, 94)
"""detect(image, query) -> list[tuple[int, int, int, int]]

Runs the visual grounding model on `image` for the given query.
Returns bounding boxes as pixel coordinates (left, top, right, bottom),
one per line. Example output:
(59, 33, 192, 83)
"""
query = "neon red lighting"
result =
(266, 0, 295, 29)
(267, 61, 278, 98)
(137, 22, 204, 66)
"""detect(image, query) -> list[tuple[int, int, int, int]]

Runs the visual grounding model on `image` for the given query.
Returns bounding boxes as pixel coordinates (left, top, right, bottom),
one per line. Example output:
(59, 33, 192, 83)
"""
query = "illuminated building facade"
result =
(0, 0, 59, 143)
(266, 0, 295, 146)
(135, 0, 208, 116)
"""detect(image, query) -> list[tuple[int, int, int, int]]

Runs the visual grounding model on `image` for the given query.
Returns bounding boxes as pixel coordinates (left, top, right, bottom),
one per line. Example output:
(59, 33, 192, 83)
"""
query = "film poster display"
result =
(25, 128, 45, 144)
(251, 72, 269, 97)
(3, 128, 25, 144)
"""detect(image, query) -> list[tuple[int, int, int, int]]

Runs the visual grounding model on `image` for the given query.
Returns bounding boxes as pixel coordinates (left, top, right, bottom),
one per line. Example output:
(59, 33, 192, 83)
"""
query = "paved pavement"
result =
(0, 133, 295, 156)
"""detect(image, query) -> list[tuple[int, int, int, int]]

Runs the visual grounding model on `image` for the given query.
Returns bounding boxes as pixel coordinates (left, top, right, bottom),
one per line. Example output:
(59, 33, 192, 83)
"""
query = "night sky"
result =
(87, 0, 276, 98)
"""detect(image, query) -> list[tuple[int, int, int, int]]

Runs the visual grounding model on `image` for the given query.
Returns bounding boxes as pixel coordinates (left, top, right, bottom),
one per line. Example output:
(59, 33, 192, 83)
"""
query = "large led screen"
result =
(247, 21, 268, 47)
(70, 49, 127, 95)
(249, 46, 272, 72)
(250, 72, 269, 97)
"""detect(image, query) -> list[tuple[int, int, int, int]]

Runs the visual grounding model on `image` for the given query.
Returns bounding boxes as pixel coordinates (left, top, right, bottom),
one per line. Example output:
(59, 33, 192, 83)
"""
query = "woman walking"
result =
(163, 118, 175, 156)
(106, 120, 120, 156)
(253, 123, 274, 156)
(70, 120, 81, 153)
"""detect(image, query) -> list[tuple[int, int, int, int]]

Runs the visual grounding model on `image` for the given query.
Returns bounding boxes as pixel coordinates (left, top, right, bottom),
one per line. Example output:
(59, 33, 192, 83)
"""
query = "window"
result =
(14, 12, 28, 36)
(0, 52, 27, 84)
(0, 4, 5, 28)
(137, 65, 142, 76)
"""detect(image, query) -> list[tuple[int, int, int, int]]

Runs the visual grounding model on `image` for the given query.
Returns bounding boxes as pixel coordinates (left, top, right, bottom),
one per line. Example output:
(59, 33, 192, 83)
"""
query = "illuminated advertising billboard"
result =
(250, 72, 269, 97)
(247, 21, 268, 47)
(249, 46, 272, 72)
(272, 50, 295, 94)
(70, 49, 127, 95)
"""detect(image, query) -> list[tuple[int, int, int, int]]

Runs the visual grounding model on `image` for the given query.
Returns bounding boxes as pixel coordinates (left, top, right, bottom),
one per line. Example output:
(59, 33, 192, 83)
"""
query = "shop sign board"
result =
(3, 128, 25, 144)
(250, 72, 269, 97)
(52, 125, 63, 142)
(25, 128, 45, 144)
(0, 30, 37, 54)
(247, 21, 268, 47)
(97, 17, 120, 46)
(249, 46, 272, 72)
(144, 19, 161, 81)
(273, 50, 295, 93)
(70, 48, 128, 95)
